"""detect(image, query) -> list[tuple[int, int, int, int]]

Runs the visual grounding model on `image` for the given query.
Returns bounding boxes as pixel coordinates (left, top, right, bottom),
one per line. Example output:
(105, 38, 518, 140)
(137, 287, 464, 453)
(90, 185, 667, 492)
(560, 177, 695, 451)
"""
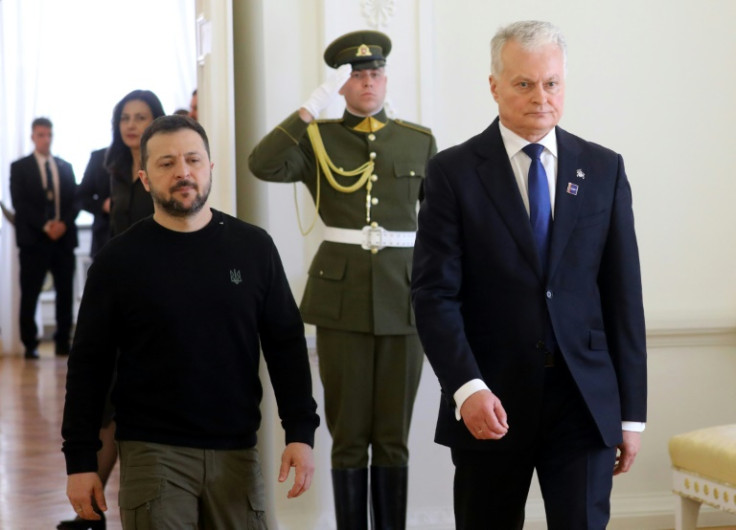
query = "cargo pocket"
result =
(118, 471, 165, 530)
(240, 455, 268, 530)
(245, 479, 268, 529)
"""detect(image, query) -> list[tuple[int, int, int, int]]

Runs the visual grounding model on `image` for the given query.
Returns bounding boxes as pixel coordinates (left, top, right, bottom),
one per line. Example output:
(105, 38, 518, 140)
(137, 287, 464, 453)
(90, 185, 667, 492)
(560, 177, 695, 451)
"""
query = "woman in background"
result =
(106, 89, 165, 236)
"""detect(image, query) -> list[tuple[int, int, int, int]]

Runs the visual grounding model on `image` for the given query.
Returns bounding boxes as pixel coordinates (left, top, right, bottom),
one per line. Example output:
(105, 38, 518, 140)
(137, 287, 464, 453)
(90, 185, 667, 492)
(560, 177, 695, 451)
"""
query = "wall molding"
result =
(646, 322, 736, 348)
(306, 322, 736, 359)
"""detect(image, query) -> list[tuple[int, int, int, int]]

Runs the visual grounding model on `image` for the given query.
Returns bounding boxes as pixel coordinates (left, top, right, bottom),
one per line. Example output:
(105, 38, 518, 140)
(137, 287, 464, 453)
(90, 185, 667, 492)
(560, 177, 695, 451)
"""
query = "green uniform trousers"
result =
(117, 441, 267, 529)
(317, 328, 423, 469)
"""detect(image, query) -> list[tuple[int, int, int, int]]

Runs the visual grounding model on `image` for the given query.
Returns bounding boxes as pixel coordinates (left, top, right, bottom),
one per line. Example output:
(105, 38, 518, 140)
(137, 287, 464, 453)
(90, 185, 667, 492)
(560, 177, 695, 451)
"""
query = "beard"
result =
(151, 175, 212, 217)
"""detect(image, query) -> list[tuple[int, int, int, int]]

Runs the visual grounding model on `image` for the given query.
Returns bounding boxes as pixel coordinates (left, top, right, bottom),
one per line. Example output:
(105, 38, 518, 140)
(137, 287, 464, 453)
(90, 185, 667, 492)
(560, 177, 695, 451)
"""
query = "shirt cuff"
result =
(453, 379, 490, 421)
(622, 421, 646, 432)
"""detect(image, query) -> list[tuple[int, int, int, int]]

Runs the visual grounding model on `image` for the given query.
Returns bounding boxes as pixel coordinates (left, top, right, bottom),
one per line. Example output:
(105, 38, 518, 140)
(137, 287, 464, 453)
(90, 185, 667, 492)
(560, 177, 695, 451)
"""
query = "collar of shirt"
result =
(498, 121, 558, 218)
(33, 151, 52, 166)
(32, 151, 56, 183)
(343, 108, 387, 132)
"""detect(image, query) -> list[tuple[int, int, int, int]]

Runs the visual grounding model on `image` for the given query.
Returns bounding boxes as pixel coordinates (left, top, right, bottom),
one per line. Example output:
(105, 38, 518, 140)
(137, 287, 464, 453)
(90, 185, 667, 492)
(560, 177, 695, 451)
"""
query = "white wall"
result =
(431, 0, 736, 329)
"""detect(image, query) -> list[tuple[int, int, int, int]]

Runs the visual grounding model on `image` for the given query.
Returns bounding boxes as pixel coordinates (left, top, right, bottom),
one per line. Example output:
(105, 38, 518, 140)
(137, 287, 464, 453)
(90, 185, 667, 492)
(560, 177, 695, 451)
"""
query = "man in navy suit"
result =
(10, 117, 78, 359)
(411, 21, 646, 529)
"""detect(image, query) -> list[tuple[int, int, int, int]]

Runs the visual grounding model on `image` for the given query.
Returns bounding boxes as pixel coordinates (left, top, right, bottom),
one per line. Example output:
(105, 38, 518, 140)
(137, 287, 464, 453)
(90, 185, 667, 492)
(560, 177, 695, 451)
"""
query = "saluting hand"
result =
(300, 64, 352, 122)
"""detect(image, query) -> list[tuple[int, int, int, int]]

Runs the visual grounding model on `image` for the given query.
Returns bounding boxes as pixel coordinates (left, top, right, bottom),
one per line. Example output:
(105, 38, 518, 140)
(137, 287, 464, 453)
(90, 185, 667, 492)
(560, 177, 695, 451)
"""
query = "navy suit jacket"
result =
(411, 119, 646, 451)
(10, 153, 78, 250)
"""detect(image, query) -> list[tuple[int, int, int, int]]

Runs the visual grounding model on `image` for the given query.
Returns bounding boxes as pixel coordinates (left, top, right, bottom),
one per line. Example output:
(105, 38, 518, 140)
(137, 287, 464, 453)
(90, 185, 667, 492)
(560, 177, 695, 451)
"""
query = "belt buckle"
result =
(361, 225, 385, 253)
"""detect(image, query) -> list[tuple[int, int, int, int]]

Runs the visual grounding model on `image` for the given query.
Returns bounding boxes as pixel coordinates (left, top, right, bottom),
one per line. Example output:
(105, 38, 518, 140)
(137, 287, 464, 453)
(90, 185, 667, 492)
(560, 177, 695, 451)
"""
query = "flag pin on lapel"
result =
(576, 169, 585, 179)
(567, 182, 579, 196)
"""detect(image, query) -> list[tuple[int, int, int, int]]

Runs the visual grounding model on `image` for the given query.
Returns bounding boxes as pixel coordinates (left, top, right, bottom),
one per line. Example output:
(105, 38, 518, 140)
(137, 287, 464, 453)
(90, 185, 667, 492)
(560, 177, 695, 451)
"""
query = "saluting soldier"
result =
(249, 30, 436, 530)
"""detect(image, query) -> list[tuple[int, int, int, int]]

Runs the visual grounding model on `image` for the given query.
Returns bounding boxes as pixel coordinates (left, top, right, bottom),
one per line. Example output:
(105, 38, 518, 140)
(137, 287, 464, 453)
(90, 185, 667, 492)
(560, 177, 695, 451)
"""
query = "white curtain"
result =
(0, 0, 197, 354)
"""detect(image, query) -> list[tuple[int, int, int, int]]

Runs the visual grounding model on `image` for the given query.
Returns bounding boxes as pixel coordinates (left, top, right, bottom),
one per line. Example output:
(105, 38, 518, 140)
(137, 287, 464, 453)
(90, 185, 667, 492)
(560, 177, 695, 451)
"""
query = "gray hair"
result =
(490, 20, 567, 76)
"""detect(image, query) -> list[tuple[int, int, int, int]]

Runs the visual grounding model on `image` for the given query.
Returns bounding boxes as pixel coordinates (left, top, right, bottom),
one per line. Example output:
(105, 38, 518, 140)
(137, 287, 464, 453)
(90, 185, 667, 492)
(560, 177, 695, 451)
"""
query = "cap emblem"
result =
(356, 44, 371, 57)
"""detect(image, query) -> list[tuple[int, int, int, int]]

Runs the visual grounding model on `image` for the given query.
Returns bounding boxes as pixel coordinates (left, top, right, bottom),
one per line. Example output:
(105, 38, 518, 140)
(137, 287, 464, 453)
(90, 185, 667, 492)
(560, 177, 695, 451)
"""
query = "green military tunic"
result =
(249, 109, 437, 335)
(249, 107, 436, 469)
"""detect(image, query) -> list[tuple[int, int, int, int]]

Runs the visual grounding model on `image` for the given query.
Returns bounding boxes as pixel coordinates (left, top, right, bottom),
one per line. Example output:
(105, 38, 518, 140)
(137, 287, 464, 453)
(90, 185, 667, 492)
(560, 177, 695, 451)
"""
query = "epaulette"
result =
(394, 119, 433, 135)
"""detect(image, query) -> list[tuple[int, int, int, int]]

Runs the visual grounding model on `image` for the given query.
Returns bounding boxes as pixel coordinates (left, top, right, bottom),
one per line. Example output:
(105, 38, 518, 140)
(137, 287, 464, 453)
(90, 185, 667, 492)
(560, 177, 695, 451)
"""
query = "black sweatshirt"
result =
(62, 209, 319, 474)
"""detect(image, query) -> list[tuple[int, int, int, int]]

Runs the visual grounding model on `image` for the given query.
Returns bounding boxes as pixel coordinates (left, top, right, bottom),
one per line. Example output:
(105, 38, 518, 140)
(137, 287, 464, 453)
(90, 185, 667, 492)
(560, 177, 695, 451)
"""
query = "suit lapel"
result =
(473, 120, 541, 275)
(25, 155, 44, 193)
(548, 127, 583, 280)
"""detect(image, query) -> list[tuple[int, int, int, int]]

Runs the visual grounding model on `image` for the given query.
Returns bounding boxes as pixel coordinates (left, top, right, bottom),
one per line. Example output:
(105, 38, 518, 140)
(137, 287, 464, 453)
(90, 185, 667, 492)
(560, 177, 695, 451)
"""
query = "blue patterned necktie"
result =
(522, 143, 552, 271)
(523, 143, 557, 359)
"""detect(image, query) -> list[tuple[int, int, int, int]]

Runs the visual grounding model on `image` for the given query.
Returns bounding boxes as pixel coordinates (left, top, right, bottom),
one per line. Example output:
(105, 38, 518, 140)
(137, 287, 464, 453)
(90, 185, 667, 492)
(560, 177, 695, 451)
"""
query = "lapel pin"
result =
(576, 169, 585, 179)
(567, 182, 579, 196)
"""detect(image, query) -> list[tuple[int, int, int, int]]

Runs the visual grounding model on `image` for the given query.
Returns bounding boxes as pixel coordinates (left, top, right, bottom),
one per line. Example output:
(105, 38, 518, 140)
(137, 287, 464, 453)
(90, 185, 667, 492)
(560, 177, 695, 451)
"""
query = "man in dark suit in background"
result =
(411, 21, 647, 529)
(10, 117, 78, 359)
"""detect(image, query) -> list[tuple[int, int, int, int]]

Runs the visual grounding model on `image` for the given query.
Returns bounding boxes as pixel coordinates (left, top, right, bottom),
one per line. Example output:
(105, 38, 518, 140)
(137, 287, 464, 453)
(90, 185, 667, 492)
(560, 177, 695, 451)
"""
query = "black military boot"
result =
(332, 467, 369, 530)
(371, 466, 408, 530)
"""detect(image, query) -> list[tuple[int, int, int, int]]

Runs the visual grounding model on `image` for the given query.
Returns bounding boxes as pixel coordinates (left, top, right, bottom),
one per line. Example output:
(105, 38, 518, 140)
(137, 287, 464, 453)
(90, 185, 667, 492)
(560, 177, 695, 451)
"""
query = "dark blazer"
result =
(411, 119, 646, 451)
(10, 153, 78, 250)
(76, 148, 111, 256)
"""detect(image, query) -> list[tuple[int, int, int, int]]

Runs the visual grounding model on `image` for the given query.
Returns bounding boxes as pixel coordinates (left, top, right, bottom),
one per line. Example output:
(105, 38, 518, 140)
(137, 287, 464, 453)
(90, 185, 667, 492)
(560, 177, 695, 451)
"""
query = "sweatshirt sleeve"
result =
(61, 255, 119, 474)
(258, 238, 320, 447)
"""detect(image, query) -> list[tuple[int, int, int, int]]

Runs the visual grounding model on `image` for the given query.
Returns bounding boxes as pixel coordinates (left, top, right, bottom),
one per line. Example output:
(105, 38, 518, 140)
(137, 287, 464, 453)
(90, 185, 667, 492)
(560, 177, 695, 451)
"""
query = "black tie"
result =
(44, 159, 56, 220)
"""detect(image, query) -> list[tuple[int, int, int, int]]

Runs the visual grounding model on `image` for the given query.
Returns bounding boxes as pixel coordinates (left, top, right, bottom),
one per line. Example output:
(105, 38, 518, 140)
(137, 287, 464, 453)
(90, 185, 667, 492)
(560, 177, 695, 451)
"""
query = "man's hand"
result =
(278, 442, 315, 498)
(300, 64, 352, 122)
(614, 430, 641, 475)
(66, 472, 106, 520)
(44, 220, 67, 240)
(460, 389, 509, 440)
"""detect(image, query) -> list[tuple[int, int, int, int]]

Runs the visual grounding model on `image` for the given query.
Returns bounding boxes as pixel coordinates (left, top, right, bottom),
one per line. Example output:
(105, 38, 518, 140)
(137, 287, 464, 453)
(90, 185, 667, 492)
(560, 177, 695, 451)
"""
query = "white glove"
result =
(301, 64, 352, 119)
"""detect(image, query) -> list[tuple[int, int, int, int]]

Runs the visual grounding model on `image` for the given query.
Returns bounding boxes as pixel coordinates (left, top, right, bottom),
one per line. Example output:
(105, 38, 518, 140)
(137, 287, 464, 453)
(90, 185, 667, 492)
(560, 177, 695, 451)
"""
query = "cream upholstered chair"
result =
(669, 424, 736, 529)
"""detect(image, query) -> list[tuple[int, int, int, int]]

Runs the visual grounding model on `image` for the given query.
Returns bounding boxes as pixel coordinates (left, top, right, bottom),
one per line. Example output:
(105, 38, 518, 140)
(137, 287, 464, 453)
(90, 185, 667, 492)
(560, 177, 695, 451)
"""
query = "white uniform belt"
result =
(323, 226, 416, 252)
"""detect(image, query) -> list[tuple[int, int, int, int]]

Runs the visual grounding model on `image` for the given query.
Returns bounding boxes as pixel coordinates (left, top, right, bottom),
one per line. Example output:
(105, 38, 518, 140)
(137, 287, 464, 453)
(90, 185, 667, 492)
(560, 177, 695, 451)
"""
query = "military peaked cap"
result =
(323, 30, 392, 70)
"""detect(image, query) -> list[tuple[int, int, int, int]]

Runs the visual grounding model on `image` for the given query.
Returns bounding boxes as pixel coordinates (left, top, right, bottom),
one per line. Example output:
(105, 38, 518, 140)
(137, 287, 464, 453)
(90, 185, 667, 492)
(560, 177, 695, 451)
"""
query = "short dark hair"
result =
(32, 117, 53, 130)
(140, 115, 210, 170)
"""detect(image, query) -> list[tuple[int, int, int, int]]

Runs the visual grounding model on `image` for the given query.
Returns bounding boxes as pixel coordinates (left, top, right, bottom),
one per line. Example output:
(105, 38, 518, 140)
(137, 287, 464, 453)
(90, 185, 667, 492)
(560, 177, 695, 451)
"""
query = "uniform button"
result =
(369, 152, 377, 160)
(546, 290, 553, 299)
(410, 170, 416, 176)
(371, 174, 378, 182)
(368, 133, 376, 141)
(320, 270, 324, 276)
(371, 197, 379, 205)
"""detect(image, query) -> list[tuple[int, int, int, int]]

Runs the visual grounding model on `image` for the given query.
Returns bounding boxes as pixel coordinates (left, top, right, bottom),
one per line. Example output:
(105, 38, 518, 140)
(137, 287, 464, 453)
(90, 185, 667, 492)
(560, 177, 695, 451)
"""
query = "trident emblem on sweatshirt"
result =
(230, 269, 243, 285)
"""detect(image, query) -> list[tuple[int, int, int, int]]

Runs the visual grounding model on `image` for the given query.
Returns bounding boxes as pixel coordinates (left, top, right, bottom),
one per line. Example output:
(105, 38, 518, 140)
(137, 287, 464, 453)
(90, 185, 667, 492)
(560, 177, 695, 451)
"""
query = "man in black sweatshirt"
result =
(62, 115, 319, 529)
